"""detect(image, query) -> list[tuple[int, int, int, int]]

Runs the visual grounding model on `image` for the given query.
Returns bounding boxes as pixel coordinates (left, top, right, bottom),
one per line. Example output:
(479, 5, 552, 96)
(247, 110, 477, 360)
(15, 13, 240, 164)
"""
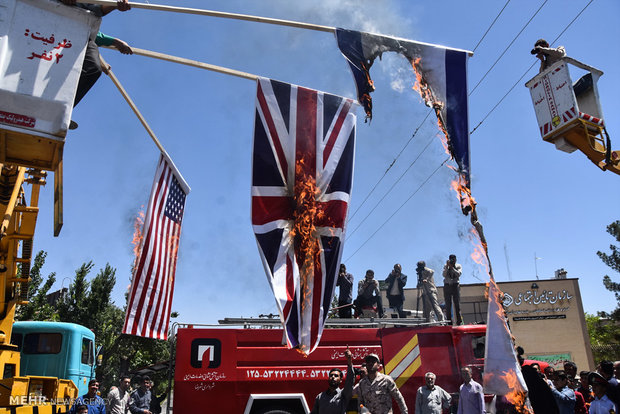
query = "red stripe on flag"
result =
(296, 87, 317, 177)
(124, 155, 187, 340)
(317, 200, 348, 229)
(133, 169, 169, 336)
(124, 166, 167, 334)
(257, 82, 288, 180)
(252, 196, 292, 225)
(323, 100, 352, 167)
(144, 213, 170, 337)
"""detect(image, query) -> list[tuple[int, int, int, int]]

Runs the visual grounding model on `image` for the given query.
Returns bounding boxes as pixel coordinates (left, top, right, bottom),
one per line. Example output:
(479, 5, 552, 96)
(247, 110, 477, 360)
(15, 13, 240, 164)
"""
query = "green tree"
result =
(16, 251, 57, 321)
(16, 252, 173, 394)
(585, 313, 620, 363)
(597, 220, 620, 320)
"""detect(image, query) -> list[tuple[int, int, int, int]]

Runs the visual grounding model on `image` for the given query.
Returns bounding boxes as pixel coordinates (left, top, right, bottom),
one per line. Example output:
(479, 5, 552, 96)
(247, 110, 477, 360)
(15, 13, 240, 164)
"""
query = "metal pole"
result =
(80, 0, 474, 55)
(165, 322, 178, 414)
(104, 46, 258, 81)
(79, 0, 335, 33)
(534, 252, 539, 280)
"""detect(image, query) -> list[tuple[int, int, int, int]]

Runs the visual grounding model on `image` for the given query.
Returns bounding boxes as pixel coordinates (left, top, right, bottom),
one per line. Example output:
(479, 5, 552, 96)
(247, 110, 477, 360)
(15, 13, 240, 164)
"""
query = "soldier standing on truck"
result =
(358, 353, 408, 414)
(416, 261, 445, 323)
(310, 348, 354, 414)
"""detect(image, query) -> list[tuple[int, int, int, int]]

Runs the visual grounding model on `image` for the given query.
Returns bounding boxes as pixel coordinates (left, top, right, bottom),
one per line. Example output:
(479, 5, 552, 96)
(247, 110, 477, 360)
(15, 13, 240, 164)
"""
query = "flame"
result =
(411, 57, 436, 107)
(485, 371, 532, 413)
(290, 156, 324, 353)
(131, 209, 145, 269)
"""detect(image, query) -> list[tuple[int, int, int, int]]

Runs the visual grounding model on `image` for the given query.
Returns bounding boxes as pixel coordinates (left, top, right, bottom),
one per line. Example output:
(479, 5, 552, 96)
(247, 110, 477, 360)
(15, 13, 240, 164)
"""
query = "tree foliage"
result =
(16, 251, 57, 321)
(585, 313, 620, 363)
(15, 252, 172, 394)
(597, 220, 620, 320)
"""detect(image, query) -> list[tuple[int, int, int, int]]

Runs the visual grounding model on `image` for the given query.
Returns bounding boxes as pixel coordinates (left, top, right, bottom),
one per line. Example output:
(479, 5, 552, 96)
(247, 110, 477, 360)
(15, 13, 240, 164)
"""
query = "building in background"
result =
(385, 276, 594, 371)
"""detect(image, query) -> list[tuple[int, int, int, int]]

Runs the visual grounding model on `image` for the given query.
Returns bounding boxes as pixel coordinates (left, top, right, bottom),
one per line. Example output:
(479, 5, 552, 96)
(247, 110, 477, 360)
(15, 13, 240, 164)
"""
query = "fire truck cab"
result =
(173, 319, 486, 414)
(525, 57, 619, 175)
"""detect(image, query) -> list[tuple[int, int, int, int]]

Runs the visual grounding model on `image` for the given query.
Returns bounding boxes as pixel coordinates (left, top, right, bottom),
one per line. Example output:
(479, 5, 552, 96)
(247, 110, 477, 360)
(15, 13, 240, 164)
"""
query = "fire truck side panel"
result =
(174, 325, 486, 414)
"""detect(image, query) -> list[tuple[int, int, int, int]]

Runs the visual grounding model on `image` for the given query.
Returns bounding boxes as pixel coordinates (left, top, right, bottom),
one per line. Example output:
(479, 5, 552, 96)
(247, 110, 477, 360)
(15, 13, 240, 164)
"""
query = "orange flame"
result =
(411, 57, 437, 107)
(485, 371, 532, 413)
(290, 156, 324, 353)
(131, 209, 145, 270)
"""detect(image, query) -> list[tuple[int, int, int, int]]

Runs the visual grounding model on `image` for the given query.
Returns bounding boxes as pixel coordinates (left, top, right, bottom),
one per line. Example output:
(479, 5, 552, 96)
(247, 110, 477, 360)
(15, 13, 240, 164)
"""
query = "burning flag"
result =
(252, 77, 357, 354)
(335, 28, 470, 186)
(483, 279, 531, 413)
(123, 154, 190, 340)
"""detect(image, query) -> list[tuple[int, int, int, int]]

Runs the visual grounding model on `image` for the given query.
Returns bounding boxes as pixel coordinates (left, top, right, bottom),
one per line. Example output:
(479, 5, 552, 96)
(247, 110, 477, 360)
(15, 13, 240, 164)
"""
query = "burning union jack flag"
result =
(252, 77, 357, 354)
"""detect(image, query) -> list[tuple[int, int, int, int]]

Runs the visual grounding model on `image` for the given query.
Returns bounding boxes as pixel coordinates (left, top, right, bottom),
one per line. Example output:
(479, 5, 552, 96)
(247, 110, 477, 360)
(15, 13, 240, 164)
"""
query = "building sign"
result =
(528, 353, 572, 369)
(502, 288, 573, 317)
(513, 315, 566, 321)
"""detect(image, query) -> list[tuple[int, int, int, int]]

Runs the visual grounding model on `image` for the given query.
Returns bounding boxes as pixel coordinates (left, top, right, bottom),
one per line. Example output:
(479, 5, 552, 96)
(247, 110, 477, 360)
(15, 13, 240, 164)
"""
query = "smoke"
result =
(286, 0, 413, 35)
(273, 0, 418, 94)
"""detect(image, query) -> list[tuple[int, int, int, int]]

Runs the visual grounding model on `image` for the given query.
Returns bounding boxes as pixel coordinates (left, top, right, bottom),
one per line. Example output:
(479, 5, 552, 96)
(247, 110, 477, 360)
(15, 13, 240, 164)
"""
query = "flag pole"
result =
(79, 0, 335, 33)
(84, 0, 473, 56)
(103, 46, 258, 81)
(99, 55, 190, 191)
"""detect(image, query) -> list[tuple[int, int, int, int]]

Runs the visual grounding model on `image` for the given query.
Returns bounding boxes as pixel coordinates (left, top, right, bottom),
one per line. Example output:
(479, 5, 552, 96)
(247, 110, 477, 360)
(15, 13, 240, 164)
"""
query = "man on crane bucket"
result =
(60, 0, 132, 129)
(531, 38, 566, 73)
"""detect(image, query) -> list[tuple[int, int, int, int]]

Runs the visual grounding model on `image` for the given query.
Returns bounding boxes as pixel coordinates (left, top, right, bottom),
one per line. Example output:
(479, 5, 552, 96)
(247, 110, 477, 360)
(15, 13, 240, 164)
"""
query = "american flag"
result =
(252, 77, 357, 354)
(123, 154, 189, 340)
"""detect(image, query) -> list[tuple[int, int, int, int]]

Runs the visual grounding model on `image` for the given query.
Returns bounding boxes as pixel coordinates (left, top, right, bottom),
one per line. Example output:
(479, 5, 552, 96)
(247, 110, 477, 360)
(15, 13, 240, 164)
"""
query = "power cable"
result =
(347, 1, 518, 225)
(472, 0, 512, 53)
(347, 109, 433, 223)
(346, 134, 436, 241)
(470, 0, 595, 135)
(344, 158, 448, 262)
(469, 0, 548, 96)
(348, 1, 524, 225)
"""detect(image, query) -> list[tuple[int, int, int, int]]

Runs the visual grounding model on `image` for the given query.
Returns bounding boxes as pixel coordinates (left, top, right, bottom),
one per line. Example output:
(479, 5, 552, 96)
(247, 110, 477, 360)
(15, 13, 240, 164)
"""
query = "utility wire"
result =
(347, 109, 432, 222)
(346, 134, 437, 240)
(472, 0, 512, 53)
(344, 158, 448, 262)
(470, 0, 595, 135)
(469, 0, 548, 96)
(347, 2, 518, 225)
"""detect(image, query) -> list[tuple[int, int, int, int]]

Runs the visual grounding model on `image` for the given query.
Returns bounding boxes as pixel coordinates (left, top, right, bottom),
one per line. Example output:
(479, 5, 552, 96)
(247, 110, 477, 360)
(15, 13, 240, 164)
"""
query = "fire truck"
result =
(173, 318, 487, 414)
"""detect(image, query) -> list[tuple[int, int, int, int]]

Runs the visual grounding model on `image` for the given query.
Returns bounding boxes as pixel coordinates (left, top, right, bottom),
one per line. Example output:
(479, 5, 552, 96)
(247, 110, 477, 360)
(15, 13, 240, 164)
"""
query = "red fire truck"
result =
(173, 318, 486, 414)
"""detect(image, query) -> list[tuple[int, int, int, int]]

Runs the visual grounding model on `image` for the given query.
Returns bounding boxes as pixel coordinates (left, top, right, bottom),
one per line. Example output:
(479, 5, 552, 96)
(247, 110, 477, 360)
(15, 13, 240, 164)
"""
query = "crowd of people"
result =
(311, 351, 620, 414)
(336, 255, 463, 325)
(69, 375, 169, 414)
(518, 356, 620, 414)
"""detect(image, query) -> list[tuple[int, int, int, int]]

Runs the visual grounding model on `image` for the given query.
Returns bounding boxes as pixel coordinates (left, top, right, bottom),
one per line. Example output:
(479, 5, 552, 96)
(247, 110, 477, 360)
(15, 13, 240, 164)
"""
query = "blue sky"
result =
(34, 0, 620, 323)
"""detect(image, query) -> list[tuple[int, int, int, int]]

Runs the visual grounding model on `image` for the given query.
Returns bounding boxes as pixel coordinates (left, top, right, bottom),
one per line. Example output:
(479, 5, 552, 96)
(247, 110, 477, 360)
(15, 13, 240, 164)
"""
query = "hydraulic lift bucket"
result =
(0, 0, 100, 234)
(525, 57, 619, 175)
